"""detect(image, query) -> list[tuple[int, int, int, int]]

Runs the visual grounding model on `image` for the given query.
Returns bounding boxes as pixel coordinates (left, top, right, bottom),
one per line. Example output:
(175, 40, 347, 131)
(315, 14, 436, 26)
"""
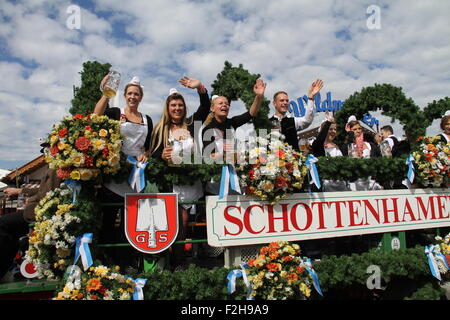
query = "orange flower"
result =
(75, 136, 90, 151)
(288, 273, 298, 282)
(296, 266, 305, 274)
(58, 128, 68, 138)
(86, 278, 102, 292)
(260, 246, 269, 255)
(269, 251, 279, 260)
(49, 144, 60, 156)
(282, 256, 293, 262)
(266, 262, 280, 272)
(269, 242, 280, 250)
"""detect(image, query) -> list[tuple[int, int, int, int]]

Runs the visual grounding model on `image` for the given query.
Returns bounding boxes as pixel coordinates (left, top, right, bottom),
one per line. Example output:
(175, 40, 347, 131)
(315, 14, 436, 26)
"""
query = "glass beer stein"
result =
(103, 70, 121, 98)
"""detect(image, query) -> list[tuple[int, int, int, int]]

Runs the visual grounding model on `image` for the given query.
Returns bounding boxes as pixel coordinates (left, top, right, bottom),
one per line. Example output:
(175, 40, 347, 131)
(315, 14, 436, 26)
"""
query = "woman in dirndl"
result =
(150, 77, 210, 268)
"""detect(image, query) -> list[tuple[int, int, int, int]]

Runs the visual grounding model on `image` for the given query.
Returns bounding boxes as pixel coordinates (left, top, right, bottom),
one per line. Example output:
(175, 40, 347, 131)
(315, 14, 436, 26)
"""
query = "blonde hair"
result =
(124, 83, 144, 98)
(150, 93, 188, 155)
(203, 95, 225, 127)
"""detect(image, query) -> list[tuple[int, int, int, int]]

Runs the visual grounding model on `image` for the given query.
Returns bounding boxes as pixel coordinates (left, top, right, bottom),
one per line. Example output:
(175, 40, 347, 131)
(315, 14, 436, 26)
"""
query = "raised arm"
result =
(179, 76, 210, 122)
(249, 78, 267, 117)
(93, 75, 110, 116)
(294, 79, 324, 131)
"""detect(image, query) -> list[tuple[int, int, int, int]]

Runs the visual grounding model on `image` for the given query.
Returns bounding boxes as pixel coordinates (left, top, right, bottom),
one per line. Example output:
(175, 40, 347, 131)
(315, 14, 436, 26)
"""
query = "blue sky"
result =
(0, 0, 449, 170)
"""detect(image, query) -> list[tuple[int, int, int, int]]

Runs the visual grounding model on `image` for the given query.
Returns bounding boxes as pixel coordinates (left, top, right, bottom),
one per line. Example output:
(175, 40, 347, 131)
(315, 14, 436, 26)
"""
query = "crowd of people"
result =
(1, 73, 449, 279)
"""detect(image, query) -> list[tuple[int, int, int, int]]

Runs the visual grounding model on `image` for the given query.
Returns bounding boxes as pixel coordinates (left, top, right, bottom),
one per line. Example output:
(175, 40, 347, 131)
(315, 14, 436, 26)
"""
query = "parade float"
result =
(0, 61, 449, 300)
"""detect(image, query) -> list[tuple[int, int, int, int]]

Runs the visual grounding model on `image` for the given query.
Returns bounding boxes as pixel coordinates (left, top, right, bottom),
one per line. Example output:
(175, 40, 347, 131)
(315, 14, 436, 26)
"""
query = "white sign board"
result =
(206, 188, 450, 247)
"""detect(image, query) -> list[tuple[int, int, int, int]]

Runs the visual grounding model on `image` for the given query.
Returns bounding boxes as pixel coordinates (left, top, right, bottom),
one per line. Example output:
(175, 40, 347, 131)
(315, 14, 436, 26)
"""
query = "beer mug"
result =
(168, 139, 182, 167)
(224, 139, 236, 164)
(17, 193, 26, 210)
(380, 140, 392, 157)
(103, 70, 121, 98)
(299, 139, 309, 154)
(348, 144, 359, 158)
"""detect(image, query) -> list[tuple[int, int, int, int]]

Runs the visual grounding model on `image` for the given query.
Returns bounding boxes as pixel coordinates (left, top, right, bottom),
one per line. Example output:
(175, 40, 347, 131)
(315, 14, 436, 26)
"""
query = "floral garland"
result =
(43, 113, 123, 181)
(24, 183, 99, 280)
(236, 131, 307, 203)
(413, 136, 450, 187)
(247, 241, 314, 300)
(54, 265, 135, 300)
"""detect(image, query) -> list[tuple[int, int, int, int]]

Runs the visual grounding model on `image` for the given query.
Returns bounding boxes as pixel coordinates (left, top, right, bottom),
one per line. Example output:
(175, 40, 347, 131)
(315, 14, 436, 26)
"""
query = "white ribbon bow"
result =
(219, 164, 241, 200)
(127, 155, 148, 192)
(226, 262, 254, 300)
(425, 245, 442, 280)
(73, 233, 93, 271)
(306, 155, 321, 189)
(132, 278, 147, 300)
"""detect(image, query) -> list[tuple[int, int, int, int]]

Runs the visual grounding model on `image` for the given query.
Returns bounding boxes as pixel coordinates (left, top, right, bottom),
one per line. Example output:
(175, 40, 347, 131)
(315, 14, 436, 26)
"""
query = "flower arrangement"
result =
(412, 136, 450, 187)
(237, 131, 307, 203)
(43, 113, 123, 181)
(24, 183, 98, 280)
(246, 241, 314, 300)
(432, 233, 450, 277)
(53, 265, 136, 300)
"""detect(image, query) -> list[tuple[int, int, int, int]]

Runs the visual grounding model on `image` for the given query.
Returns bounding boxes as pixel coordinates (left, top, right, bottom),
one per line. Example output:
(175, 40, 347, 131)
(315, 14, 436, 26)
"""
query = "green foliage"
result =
(211, 61, 272, 130)
(405, 282, 446, 300)
(131, 246, 446, 300)
(316, 156, 407, 183)
(315, 246, 431, 290)
(140, 265, 245, 300)
(422, 97, 450, 128)
(107, 154, 222, 192)
(70, 61, 111, 115)
(335, 83, 426, 143)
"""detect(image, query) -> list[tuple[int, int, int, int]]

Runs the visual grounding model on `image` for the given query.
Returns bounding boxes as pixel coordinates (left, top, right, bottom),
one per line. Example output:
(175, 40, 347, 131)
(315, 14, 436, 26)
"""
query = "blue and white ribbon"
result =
(406, 154, 415, 184)
(226, 262, 254, 300)
(304, 258, 323, 296)
(425, 245, 442, 280)
(127, 155, 148, 192)
(305, 155, 321, 189)
(219, 164, 241, 200)
(132, 278, 147, 300)
(73, 233, 93, 271)
(65, 179, 81, 204)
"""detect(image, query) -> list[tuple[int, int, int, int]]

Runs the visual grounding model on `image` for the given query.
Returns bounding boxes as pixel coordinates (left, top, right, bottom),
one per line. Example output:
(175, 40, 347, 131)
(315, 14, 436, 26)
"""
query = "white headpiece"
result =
(347, 115, 357, 123)
(169, 88, 178, 95)
(445, 110, 450, 116)
(128, 76, 144, 88)
(211, 95, 219, 100)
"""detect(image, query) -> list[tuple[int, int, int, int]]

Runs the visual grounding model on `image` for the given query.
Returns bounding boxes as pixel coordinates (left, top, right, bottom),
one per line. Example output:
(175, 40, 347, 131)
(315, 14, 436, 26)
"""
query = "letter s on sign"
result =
(224, 205, 243, 236)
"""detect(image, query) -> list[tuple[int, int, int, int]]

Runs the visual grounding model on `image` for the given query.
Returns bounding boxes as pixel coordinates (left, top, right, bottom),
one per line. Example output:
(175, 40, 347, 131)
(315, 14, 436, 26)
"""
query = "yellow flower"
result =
(300, 283, 311, 297)
(70, 170, 81, 180)
(50, 135, 59, 144)
(79, 169, 93, 181)
(99, 129, 108, 137)
(71, 153, 84, 167)
(92, 139, 105, 150)
(58, 142, 67, 150)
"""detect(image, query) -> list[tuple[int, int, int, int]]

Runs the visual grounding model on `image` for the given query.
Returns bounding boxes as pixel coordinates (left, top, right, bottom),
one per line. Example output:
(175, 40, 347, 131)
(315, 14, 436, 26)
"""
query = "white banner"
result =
(206, 188, 450, 247)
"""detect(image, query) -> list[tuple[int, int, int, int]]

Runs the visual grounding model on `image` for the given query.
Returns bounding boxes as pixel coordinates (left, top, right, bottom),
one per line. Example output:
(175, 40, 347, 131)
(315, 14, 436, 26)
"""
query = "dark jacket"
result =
(311, 121, 346, 157)
(24, 168, 61, 221)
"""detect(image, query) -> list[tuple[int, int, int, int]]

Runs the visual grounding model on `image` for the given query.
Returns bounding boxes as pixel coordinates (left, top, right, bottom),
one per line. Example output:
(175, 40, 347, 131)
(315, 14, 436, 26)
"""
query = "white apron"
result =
(105, 108, 148, 197)
(169, 130, 204, 212)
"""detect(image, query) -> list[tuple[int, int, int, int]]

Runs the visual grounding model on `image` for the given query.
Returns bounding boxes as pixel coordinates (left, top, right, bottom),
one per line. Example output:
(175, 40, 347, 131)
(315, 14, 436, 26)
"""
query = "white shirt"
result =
(271, 98, 315, 132)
